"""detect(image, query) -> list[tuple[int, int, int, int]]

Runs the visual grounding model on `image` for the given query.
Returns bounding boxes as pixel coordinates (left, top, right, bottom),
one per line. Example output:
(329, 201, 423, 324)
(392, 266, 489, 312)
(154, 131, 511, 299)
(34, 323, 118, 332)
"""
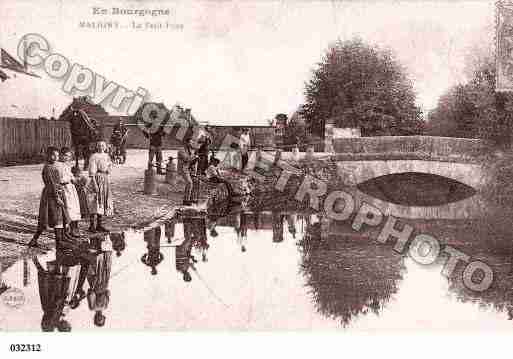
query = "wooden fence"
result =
(0, 117, 71, 166)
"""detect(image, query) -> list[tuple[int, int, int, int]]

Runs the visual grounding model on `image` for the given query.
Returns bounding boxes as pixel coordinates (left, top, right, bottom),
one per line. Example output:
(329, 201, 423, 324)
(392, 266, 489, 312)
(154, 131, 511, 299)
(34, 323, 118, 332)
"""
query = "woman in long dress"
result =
(86, 141, 113, 233)
(57, 147, 82, 237)
(29, 147, 70, 248)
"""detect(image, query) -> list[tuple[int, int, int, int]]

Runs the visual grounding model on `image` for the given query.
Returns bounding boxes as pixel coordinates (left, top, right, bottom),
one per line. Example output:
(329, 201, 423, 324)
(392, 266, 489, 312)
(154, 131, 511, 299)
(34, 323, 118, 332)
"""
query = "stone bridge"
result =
(329, 136, 493, 220)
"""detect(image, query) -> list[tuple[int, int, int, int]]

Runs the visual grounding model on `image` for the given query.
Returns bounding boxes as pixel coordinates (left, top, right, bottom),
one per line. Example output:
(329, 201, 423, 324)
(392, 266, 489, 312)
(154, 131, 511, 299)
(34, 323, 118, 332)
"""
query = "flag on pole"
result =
(496, 2, 513, 91)
(0, 48, 40, 78)
(1, 48, 25, 72)
(0, 69, 8, 82)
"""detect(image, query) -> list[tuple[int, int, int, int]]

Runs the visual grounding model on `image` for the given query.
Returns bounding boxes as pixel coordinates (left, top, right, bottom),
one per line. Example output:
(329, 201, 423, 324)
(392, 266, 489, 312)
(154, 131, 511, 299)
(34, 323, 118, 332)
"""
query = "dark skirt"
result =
(37, 187, 69, 230)
(74, 183, 90, 218)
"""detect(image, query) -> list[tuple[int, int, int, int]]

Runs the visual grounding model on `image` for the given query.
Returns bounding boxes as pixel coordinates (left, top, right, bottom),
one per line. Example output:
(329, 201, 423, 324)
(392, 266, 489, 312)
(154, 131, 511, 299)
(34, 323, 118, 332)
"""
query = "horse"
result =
(61, 106, 101, 171)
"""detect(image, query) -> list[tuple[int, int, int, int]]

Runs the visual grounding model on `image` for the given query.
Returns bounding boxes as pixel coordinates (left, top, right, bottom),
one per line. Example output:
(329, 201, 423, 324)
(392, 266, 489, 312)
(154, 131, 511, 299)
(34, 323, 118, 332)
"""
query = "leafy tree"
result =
(283, 109, 309, 148)
(426, 56, 513, 147)
(301, 38, 424, 137)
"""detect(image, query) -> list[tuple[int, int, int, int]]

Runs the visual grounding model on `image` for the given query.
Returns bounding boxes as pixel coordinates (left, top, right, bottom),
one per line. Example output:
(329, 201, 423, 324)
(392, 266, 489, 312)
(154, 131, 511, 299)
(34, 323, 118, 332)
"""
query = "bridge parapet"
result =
(332, 136, 493, 160)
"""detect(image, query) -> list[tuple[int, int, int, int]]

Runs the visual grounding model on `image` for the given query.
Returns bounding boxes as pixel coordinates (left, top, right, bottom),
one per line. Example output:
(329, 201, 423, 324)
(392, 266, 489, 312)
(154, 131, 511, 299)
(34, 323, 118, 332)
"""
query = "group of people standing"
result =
(176, 128, 252, 205)
(29, 141, 114, 249)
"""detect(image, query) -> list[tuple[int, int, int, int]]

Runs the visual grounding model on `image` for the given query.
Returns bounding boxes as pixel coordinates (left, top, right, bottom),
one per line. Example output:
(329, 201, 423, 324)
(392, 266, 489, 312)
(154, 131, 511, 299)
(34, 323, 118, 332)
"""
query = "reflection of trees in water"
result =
(298, 222, 406, 326)
(446, 250, 513, 318)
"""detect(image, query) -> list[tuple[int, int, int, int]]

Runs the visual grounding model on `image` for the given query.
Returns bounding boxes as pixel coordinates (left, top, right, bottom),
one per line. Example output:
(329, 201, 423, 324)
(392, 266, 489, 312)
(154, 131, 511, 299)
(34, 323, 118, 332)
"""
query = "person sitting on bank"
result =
(143, 125, 166, 175)
(206, 157, 235, 197)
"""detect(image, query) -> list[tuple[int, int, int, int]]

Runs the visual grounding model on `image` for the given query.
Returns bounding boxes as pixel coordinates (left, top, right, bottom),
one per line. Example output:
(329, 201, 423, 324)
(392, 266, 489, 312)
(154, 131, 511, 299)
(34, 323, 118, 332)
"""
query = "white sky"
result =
(0, 0, 496, 125)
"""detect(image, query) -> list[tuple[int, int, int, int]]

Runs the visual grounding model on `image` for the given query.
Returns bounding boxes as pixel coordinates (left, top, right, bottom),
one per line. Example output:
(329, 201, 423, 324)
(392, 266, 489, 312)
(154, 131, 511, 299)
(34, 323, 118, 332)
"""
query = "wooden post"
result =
(292, 145, 300, 162)
(273, 149, 282, 166)
(144, 167, 156, 195)
(165, 157, 176, 184)
(306, 145, 315, 161)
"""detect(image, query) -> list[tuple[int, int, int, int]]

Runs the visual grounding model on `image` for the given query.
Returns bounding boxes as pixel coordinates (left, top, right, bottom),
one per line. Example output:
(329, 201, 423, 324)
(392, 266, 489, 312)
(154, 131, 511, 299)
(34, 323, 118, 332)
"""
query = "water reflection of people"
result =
(141, 228, 164, 275)
(208, 218, 218, 238)
(235, 212, 248, 252)
(192, 218, 209, 262)
(176, 238, 193, 282)
(272, 212, 285, 243)
(286, 214, 297, 239)
(33, 251, 80, 332)
(87, 248, 112, 327)
(110, 232, 126, 257)
(177, 219, 198, 282)
(65, 236, 113, 327)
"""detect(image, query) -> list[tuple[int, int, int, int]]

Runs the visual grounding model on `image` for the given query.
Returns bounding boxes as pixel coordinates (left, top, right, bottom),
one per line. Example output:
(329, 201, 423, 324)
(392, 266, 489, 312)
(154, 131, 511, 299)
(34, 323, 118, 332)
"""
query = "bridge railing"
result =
(332, 136, 493, 161)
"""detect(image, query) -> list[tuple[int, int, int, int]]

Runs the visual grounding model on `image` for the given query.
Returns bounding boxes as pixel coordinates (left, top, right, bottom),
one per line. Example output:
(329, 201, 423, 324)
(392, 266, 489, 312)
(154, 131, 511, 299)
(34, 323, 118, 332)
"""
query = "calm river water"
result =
(1, 206, 513, 331)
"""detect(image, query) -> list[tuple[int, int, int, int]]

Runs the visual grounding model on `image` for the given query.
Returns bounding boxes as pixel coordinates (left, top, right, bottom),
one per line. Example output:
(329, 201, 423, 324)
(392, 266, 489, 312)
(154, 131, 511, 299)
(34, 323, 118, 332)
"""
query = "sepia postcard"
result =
(1, 0, 513, 357)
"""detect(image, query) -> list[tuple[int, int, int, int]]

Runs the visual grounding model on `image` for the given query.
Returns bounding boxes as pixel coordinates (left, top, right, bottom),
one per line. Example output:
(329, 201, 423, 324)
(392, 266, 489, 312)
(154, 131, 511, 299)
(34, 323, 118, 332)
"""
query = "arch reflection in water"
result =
(357, 172, 477, 207)
(298, 219, 406, 326)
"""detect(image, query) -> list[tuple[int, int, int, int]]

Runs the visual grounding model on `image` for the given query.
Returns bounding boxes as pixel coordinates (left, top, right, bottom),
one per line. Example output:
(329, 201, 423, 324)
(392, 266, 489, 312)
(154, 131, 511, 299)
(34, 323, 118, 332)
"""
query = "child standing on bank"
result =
(86, 141, 113, 232)
(71, 166, 90, 222)
(57, 147, 82, 237)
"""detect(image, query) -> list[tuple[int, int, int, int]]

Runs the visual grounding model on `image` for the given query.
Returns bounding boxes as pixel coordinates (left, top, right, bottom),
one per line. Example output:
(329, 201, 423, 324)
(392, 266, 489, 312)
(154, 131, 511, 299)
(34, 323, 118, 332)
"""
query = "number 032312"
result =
(9, 344, 41, 352)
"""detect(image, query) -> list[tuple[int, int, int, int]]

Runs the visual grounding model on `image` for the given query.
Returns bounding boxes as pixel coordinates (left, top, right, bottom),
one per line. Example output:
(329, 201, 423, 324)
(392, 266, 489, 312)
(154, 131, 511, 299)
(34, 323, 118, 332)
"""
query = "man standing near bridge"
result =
(143, 125, 166, 174)
(239, 128, 251, 172)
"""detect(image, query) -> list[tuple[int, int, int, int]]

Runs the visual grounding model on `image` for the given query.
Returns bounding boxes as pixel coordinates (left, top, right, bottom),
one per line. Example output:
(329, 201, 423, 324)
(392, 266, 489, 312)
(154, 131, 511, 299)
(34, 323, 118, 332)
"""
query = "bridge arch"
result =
(330, 136, 493, 219)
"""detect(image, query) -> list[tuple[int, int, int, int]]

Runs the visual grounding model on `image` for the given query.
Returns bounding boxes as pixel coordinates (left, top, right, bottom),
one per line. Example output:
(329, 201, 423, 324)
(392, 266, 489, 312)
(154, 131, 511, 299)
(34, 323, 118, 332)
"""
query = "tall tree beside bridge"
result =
(301, 38, 424, 137)
(426, 55, 513, 147)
